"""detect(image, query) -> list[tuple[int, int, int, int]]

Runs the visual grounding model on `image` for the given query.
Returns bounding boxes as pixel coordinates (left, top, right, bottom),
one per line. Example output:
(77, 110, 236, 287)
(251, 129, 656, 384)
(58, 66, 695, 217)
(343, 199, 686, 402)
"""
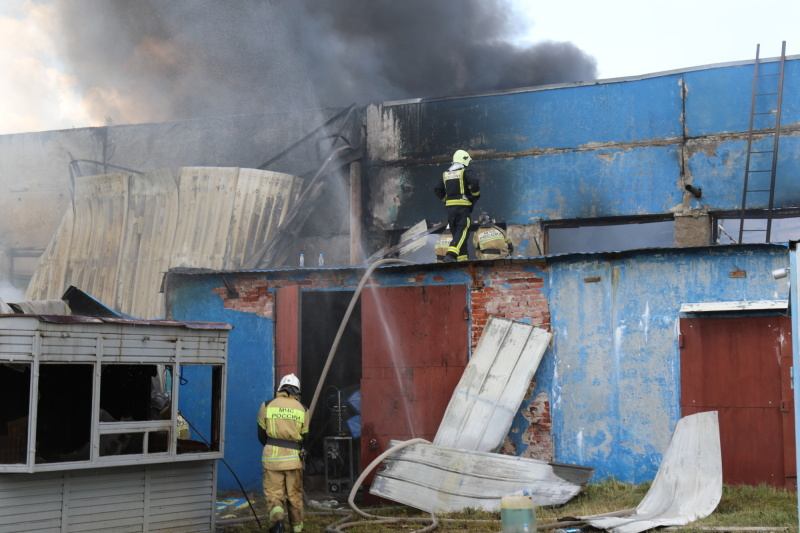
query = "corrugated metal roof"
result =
(0, 313, 232, 330)
(27, 167, 303, 319)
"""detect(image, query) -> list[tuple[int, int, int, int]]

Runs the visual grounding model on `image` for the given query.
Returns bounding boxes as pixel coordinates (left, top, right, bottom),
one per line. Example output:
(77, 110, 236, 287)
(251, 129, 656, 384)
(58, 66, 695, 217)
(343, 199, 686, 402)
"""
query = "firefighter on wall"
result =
(257, 373, 309, 533)
(434, 225, 453, 262)
(434, 149, 480, 262)
(473, 212, 514, 259)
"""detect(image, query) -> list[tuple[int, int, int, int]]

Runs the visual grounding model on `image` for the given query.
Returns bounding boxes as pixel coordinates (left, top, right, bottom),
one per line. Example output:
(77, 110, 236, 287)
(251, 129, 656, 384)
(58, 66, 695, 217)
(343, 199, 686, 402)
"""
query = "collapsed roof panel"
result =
(584, 411, 722, 533)
(370, 440, 593, 513)
(434, 316, 552, 451)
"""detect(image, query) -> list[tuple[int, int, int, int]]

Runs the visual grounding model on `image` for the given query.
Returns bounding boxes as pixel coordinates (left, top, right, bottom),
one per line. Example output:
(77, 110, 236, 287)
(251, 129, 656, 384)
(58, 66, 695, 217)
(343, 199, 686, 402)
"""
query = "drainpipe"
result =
(349, 160, 362, 265)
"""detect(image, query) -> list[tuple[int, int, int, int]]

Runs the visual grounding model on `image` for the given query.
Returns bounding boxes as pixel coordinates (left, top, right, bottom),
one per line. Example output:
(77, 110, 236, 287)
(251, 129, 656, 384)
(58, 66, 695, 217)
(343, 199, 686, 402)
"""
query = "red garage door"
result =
(359, 285, 469, 487)
(680, 316, 795, 489)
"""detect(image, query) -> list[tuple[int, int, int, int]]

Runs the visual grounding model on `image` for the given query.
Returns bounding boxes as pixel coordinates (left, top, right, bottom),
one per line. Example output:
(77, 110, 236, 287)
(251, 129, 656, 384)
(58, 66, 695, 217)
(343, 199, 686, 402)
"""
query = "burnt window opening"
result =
(176, 365, 223, 454)
(98, 364, 173, 457)
(36, 364, 93, 464)
(100, 364, 161, 422)
(0, 363, 31, 464)
(714, 210, 800, 244)
(545, 216, 675, 254)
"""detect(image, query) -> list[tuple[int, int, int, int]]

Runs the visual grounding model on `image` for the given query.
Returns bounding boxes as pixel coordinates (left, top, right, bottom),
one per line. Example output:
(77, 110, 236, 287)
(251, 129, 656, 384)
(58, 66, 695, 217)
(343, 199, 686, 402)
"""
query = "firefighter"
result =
(257, 373, 309, 533)
(434, 149, 480, 262)
(473, 212, 514, 259)
(176, 411, 190, 440)
(434, 225, 453, 262)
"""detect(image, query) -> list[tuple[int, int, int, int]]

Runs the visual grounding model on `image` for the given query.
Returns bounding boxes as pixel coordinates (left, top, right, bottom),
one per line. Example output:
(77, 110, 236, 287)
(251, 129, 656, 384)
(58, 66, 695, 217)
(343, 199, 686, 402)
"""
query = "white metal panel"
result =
(680, 300, 788, 312)
(0, 471, 63, 533)
(0, 462, 216, 533)
(370, 441, 593, 513)
(433, 316, 552, 451)
(585, 412, 722, 533)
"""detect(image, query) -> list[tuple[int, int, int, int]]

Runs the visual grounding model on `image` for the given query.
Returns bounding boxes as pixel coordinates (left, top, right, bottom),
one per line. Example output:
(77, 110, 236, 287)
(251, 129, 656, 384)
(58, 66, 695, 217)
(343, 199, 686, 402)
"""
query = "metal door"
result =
(359, 285, 469, 487)
(275, 285, 300, 388)
(680, 316, 795, 489)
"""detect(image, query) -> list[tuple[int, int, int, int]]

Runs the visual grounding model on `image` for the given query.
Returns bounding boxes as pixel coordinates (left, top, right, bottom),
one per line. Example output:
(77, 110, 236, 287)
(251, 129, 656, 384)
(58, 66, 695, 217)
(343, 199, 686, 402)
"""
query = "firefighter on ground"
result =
(434, 149, 480, 262)
(473, 212, 514, 259)
(257, 373, 309, 533)
(434, 225, 453, 262)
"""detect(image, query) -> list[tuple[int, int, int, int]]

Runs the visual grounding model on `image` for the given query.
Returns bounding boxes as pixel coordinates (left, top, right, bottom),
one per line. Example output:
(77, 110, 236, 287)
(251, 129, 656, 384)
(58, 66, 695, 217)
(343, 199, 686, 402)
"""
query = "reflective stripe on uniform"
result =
(269, 505, 285, 522)
(444, 198, 473, 206)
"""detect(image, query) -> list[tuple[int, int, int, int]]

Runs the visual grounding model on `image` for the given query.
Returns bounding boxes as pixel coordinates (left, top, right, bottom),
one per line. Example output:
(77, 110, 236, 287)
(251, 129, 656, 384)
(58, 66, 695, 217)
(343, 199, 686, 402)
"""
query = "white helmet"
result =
(278, 373, 300, 393)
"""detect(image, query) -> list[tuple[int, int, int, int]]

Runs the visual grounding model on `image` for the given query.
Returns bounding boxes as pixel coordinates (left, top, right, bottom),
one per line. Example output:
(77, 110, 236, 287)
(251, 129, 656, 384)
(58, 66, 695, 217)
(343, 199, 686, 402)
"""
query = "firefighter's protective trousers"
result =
(446, 205, 472, 261)
(258, 392, 309, 532)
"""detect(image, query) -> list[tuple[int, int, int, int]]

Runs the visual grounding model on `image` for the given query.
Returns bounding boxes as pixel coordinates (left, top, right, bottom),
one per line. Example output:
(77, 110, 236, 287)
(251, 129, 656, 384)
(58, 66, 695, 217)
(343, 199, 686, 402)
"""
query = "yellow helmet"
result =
(452, 149, 472, 166)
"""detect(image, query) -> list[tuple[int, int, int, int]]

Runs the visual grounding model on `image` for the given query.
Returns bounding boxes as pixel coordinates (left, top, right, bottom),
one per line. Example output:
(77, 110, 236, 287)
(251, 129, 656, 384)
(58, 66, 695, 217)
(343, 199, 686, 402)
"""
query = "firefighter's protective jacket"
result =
(257, 391, 309, 471)
(434, 164, 480, 207)
(473, 224, 513, 259)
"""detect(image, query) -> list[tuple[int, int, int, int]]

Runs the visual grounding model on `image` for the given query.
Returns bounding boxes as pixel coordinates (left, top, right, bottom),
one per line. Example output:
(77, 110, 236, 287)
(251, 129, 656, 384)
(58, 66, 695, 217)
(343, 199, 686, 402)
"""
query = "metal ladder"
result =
(737, 41, 786, 243)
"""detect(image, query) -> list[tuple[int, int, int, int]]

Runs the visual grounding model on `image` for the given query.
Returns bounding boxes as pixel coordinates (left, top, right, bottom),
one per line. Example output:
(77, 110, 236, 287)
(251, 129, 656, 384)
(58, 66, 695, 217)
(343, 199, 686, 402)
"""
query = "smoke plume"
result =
(50, 0, 598, 125)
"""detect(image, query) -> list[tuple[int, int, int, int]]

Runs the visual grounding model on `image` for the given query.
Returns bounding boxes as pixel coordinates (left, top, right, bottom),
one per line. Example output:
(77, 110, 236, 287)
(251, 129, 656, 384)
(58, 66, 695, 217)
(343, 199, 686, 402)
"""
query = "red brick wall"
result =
(468, 264, 553, 461)
(468, 264, 550, 350)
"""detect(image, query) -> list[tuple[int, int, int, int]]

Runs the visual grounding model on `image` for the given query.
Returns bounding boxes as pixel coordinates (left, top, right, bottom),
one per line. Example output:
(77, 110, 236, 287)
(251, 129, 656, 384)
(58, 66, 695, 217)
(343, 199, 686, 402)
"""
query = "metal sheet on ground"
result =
(370, 441, 593, 513)
(433, 316, 552, 451)
(584, 411, 722, 533)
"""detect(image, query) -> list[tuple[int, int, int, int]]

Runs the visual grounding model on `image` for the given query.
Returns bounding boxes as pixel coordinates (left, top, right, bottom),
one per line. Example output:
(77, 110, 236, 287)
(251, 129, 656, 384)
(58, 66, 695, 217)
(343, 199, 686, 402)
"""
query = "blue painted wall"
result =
(167, 244, 791, 489)
(366, 59, 800, 229)
(545, 244, 790, 483)
(168, 275, 273, 491)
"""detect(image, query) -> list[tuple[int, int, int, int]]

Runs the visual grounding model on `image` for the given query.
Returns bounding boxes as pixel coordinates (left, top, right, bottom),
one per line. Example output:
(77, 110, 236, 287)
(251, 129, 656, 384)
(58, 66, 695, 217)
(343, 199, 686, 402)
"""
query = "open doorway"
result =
(299, 290, 362, 490)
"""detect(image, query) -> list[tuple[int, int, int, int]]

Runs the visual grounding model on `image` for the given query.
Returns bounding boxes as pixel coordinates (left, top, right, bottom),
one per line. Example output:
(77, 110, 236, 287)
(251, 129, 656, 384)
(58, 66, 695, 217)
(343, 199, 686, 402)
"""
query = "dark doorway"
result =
(300, 290, 362, 482)
(680, 316, 795, 489)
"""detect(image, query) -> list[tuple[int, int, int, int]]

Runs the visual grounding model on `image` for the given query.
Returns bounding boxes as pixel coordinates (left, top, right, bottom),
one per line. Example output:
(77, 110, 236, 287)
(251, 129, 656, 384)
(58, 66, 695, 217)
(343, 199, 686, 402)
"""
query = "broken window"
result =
(0, 363, 30, 464)
(546, 216, 674, 254)
(35, 364, 93, 464)
(715, 212, 800, 244)
(176, 365, 223, 453)
(98, 364, 171, 456)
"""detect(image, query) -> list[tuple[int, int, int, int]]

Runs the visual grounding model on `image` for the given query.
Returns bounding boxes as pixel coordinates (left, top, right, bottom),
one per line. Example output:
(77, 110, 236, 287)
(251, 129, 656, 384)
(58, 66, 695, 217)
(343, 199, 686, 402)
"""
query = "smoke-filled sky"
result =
(1, 0, 798, 135)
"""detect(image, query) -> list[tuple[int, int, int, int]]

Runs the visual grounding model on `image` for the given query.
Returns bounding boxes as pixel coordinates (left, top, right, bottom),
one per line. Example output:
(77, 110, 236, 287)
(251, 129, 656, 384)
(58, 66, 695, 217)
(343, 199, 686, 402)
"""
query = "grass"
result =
(218, 481, 799, 532)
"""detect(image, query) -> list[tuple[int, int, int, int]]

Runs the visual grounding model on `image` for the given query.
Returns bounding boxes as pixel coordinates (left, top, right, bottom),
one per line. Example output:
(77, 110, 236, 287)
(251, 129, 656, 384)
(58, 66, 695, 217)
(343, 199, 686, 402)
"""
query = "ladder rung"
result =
(753, 112, 777, 115)
(745, 189, 770, 193)
(741, 229, 767, 233)
(756, 92, 779, 96)
(746, 170, 772, 173)
(750, 150, 775, 154)
(757, 73, 780, 77)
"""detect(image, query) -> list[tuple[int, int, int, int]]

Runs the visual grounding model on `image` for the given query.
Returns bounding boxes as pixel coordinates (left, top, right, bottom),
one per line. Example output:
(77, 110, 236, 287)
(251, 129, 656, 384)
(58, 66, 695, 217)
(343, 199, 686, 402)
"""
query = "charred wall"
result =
(363, 58, 800, 255)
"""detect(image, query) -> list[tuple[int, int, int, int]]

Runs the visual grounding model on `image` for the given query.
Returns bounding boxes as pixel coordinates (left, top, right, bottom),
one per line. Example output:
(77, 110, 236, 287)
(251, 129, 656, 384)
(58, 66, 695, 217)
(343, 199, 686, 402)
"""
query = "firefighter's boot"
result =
(270, 518, 285, 533)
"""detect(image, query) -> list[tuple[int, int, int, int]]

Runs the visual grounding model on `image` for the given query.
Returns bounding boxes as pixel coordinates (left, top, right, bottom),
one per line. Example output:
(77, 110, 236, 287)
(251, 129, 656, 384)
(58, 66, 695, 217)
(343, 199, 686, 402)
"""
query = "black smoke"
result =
(50, 0, 598, 125)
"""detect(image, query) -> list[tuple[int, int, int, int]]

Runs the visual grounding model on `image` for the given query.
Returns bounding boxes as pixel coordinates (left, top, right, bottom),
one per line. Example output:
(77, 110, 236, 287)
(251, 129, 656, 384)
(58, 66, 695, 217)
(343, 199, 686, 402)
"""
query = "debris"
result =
(582, 411, 722, 533)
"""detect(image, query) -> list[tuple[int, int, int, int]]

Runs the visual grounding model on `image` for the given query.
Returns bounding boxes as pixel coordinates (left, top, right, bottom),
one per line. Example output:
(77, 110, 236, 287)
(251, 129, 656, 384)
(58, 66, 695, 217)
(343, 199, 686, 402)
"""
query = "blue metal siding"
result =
(169, 276, 273, 491)
(547, 245, 790, 483)
(400, 76, 683, 155)
(686, 136, 800, 210)
(684, 60, 800, 136)
(372, 59, 800, 230)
